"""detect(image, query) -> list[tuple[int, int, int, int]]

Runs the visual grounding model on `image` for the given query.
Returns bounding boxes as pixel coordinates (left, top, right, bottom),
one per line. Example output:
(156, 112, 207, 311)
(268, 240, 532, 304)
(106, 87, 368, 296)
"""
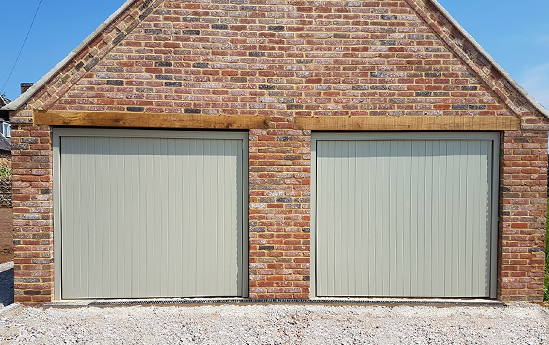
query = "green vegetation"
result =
(0, 167, 11, 178)
(545, 200, 549, 302)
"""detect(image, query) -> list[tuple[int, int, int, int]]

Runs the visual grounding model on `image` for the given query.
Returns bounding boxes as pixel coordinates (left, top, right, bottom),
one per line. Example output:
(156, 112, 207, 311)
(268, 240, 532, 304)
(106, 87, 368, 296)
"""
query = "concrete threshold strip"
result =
(44, 298, 507, 308)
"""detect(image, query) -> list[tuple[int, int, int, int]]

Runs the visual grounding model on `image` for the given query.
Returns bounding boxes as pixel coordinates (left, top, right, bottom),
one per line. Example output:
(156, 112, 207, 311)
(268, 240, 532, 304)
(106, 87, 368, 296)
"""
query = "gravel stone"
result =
(0, 262, 546, 344)
(0, 302, 547, 344)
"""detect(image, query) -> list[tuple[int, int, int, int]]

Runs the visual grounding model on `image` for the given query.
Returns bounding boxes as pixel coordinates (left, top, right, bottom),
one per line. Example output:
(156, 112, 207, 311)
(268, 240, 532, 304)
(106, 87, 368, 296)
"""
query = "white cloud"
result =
(517, 62, 549, 111)
(537, 35, 549, 43)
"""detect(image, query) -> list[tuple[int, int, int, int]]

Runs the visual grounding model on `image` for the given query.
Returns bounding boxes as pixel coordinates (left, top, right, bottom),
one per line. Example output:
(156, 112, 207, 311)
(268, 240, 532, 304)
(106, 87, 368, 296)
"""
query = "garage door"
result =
(53, 129, 247, 299)
(312, 132, 499, 298)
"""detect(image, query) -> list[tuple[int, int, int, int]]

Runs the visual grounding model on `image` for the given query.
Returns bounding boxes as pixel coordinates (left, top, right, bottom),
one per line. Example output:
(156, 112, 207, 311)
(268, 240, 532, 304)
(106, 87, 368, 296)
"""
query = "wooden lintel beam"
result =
(33, 110, 270, 130)
(294, 116, 520, 131)
(34, 111, 521, 131)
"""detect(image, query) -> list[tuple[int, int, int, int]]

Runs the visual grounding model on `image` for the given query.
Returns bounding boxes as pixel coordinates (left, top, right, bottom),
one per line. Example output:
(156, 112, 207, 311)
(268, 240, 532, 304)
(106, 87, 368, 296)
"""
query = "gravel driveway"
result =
(0, 302, 547, 344)
(0, 262, 547, 344)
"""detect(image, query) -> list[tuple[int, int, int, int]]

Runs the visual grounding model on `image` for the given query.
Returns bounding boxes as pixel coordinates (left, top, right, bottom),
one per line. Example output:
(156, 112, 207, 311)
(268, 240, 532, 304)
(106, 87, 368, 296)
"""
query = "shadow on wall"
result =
(0, 208, 12, 264)
(0, 269, 13, 306)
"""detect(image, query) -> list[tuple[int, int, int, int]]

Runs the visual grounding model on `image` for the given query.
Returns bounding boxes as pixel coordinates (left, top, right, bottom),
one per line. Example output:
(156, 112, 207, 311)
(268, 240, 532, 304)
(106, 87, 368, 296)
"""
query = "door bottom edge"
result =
(44, 297, 505, 308)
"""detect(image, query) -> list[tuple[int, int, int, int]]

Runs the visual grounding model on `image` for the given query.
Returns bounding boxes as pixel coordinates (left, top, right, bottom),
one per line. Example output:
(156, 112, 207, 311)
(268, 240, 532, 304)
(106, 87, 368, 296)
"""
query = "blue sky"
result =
(1, 0, 548, 110)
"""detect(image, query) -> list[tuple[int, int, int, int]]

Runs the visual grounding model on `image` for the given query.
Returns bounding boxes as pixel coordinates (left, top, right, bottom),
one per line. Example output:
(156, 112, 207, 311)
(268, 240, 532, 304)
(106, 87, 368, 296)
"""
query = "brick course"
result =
(500, 131, 547, 302)
(9, 0, 549, 304)
(249, 127, 311, 298)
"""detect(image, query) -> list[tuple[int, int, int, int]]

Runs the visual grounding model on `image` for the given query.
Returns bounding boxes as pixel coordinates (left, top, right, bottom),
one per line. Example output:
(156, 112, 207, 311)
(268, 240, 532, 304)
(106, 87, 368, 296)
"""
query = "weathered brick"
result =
(155, 61, 173, 67)
(165, 82, 182, 87)
(212, 24, 229, 30)
(139, 7, 153, 20)
(112, 32, 126, 45)
(230, 77, 248, 83)
(144, 29, 162, 34)
(192, 62, 210, 68)
(84, 58, 99, 72)
(182, 17, 200, 22)
(278, 98, 294, 104)
(469, 105, 487, 110)
(155, 74, 173, 80)
(370, 72, 388, 78)
(287, 104, 303, 110)
(96, 73, 114, 79)
(370, 85, 387, 90)
(461, 72, 477, 78)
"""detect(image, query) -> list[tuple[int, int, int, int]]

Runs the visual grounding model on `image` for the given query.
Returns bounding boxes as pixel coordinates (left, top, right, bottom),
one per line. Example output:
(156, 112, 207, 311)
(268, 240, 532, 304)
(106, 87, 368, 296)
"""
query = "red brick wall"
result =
(0, 154, 12, 264)
(10, 0, 549, 304)
(500, 131, 547, 302)
(248, 128, 311, 299)
(0, 208, 13, 264)
(10, 120, 53, 305)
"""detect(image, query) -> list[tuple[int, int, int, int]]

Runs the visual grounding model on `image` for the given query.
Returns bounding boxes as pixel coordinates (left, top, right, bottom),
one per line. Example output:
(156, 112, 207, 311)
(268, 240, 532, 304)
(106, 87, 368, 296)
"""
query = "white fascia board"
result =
(1, 0, 137, 111)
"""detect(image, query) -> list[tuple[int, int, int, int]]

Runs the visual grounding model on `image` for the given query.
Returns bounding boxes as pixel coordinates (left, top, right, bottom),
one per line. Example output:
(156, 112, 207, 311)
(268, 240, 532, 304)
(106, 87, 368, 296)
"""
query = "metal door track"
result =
(44, 298, 507, 308)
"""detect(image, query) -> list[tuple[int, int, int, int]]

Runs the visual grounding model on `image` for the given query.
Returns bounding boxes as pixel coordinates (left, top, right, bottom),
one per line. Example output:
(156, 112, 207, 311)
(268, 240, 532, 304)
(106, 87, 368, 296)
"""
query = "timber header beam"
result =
(34, 111, 521, 131)
(294, 116, 520, 131)
(34, 110, 270, 129)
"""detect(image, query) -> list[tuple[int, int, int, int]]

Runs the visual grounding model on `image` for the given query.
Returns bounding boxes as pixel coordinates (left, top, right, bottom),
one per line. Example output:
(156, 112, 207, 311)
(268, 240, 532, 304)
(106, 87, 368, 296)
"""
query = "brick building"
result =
(0, 136, 11, 265)
(2, 0, 548, 305)
(0, 94, 12, 264)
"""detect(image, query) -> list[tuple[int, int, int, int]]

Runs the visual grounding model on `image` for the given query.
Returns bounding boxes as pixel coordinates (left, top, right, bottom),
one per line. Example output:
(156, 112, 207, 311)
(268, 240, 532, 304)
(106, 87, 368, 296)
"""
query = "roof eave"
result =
(1, 0, 137, 111)
(428, 0, 549, 118)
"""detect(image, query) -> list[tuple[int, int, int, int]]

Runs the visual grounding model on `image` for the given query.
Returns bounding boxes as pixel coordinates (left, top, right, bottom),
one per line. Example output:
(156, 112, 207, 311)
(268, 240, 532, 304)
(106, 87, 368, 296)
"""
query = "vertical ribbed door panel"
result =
(315, 134, 496, 298)
(58, 131, 245, 299)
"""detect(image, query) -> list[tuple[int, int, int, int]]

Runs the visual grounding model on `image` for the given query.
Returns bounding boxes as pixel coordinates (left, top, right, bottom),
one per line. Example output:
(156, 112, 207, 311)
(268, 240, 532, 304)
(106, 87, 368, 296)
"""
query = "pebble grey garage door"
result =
(53, 129, 248, 300)
(312, 132, 499, 298)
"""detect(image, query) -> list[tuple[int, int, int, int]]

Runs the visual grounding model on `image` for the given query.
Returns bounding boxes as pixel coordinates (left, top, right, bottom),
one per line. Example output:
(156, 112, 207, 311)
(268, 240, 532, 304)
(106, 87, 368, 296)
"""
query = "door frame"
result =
(310, 131, 500, 298)
(53, 128, 249, 300)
